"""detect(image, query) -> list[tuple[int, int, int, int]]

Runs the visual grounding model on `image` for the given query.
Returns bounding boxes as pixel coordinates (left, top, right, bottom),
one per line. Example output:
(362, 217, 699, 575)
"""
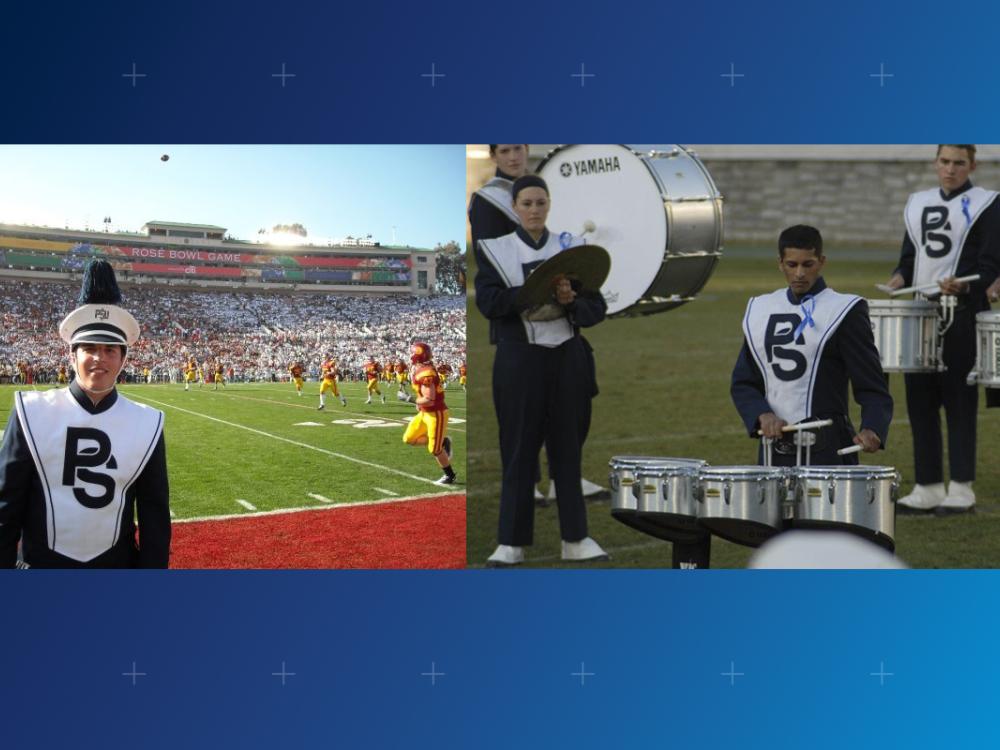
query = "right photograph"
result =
(466, 144, 1000, 569)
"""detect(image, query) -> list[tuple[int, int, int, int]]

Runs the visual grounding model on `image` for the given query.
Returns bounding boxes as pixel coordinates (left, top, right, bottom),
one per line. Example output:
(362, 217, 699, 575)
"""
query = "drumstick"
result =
(887, 274, 980, 297)
(756, 418, 833, 436)
(837, 445, 863, 456)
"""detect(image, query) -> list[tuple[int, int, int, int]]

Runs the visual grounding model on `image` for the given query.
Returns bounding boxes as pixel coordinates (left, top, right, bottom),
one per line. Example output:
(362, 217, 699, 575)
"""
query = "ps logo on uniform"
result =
(764, 313, 807, 381)
(62, 427, 118, 509)
(921, 206, 952, 258)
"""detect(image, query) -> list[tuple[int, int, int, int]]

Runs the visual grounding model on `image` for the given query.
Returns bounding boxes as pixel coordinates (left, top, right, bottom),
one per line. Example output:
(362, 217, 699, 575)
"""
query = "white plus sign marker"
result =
(272, 661, 296, 685)
(421, 661, 445, 685)
(869, 63, 894, 87)
(421, 63, 445, 88)
(721, 661, 744, 686)
(272, 63, 296, 88)
(870, 660, 894, 686)
(571, 63, 595, 88)
(571, 662, 595, 686)
(720, 63, 745, 87)
(122, 661, 146, 686)
(121, 63, 147, 88)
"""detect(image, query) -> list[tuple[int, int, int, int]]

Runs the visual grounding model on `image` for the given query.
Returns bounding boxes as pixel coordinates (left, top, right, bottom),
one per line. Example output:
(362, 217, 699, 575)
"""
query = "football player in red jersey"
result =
(364, 356, 384, 405)
(395, 358, 413, 402)
(289, 362, 305, 396)
(402, 342, 456, 485)
(318, 356, 347, 409)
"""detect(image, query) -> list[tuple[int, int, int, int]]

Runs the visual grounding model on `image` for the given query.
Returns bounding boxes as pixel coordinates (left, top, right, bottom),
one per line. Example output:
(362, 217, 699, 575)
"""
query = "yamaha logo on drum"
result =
(559, 156, 622, 177)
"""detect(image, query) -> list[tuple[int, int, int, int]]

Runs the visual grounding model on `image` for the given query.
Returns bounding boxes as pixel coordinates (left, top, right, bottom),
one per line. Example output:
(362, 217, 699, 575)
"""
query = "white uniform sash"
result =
(743, 287, 861, 424)
(469, 177, 520, 224)
(905, 186, 998, 287)
(478, 231, 578, 347)
(15, 389, 164, 562)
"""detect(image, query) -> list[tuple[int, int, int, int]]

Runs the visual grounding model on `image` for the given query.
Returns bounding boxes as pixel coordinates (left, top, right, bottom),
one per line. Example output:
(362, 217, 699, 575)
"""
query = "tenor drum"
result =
(970, 311, 1000, 387)
(537, 144, 724, 316)
(695, 466, 788, 547)
(788, 466, 899, 552)
(633, 461, 707, 543)
(609, 456, 704, 538)
(867, 299, 940, 372)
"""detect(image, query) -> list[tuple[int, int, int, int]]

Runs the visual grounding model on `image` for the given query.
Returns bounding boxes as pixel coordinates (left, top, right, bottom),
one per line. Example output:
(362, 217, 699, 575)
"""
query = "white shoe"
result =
(897, 482, 946, 512)
(561, 537, 610, 562)
(939, 481, 976, 514)
(486, 545, 524, 567)
(547, 478, 609, 500)
(381, 396, 386, 404)
(365, 397, 372, 404)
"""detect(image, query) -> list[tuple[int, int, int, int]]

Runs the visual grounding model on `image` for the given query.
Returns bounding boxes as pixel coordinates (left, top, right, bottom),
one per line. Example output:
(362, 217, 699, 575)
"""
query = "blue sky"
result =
(0, 145, 465, 250)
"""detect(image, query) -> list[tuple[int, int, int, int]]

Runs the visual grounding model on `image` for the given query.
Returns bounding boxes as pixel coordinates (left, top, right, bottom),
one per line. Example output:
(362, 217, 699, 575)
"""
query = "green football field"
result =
(467, 244, 1000, 568)
(0, 380, 466, 520)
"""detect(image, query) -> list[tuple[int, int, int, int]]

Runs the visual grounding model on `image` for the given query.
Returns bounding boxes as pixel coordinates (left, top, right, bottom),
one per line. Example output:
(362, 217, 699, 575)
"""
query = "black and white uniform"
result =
(0, 381, 170, 568)
(896, 181, 1000, 483)
(731, 278, 893, 465)
(475, 227, 606, 546)
(468, 170, 520, 247)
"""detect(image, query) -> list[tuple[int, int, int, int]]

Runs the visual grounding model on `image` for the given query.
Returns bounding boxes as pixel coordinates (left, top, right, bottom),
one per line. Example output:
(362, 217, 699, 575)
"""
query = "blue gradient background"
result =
(5, 0, 1000, 746)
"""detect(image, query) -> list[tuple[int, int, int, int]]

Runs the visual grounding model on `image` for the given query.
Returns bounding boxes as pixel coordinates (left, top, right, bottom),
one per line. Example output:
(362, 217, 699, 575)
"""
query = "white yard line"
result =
(307, 493, 335, 504)
(181, 389, 467, 431)
(173, 490, 461, 523)
(127, 393, 449, 486)
(373, 487, 398, 496)
(236, 499, 258, 511)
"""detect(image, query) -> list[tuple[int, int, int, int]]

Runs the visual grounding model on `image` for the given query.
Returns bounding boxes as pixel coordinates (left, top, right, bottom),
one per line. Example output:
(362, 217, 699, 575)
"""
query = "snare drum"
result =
(788, 466, 899, 551)
(633, 461, 706, 543)
(970, 311, 1000, 387)
(695, 466, 788, 547)
(867, 299, 940, 372)
(537, 144, 724, 316)
(609, 456, 704, 539)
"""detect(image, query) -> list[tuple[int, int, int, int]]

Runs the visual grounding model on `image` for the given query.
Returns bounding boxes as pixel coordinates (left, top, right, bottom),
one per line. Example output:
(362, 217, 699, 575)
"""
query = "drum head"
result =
(538, 144, 666, 314)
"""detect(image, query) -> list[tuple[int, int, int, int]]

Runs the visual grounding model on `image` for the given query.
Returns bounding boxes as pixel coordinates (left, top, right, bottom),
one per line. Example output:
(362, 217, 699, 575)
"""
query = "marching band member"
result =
(0, 259, 170, 568)
(476, 175, 608, 566)
(883, 145, 1000, 513)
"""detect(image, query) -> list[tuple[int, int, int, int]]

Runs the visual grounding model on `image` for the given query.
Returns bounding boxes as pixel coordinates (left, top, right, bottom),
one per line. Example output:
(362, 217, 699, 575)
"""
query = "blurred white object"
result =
(748, 530, 907, 569)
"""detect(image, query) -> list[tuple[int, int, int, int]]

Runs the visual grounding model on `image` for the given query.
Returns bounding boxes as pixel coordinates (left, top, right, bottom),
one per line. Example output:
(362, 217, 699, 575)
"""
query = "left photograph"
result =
(0, 145, 466, 569)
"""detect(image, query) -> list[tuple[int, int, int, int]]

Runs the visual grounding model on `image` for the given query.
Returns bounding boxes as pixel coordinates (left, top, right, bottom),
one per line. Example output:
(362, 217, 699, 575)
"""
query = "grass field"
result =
(467, 244, 1000, 568)
(0, 379, 467, 567)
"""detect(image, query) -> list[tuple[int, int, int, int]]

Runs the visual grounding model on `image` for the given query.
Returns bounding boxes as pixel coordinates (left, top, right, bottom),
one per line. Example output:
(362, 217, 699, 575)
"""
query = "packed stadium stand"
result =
(0, 221, 464, 384)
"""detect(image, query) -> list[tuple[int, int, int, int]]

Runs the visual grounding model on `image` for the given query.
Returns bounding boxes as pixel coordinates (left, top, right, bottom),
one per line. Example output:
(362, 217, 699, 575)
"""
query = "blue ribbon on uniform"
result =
(793, 294, 816, 340)
(559, 231, 573, 249)
(962, 194, 972, 225)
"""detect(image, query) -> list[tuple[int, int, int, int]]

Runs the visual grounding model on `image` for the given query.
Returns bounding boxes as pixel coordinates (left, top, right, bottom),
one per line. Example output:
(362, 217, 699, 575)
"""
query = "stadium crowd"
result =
(0, 279, 465, 383)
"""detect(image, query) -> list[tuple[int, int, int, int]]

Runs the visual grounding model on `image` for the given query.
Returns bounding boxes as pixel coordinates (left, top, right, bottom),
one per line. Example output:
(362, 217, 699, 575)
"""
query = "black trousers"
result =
(904, 308, 978, 484)
(494, 338, 591, 546)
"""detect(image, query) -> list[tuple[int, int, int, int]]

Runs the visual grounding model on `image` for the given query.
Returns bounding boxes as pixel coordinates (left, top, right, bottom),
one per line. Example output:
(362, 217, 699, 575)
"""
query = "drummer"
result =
(883, 145, 1000, 514)
(731, 225, 892, 466)
(475, 174, 608, 566)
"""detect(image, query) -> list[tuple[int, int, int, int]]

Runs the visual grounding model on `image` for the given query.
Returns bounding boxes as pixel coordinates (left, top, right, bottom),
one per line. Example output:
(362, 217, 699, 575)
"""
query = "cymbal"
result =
(516, 244, 611, 309)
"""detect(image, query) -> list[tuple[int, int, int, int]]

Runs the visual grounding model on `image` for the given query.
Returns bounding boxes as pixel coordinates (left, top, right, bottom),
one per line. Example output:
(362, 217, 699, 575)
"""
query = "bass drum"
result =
(537, 144, 724, 316)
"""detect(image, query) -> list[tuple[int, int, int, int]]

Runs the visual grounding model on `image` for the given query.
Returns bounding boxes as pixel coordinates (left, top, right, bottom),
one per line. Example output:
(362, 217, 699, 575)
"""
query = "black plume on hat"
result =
(78, 259, 123, 305)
